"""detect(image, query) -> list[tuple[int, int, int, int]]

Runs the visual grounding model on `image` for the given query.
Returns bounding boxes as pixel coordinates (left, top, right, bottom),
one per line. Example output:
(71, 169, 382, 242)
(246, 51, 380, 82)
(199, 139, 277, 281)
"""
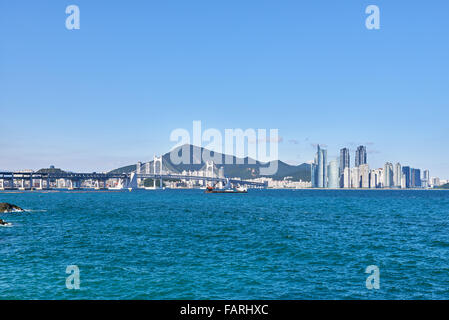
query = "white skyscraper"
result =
(351, 167, 360, 188)
(430, 177, 440, 187)
(401, 174, 407, 189)
(343, 167, 351, 188)
(359, 164, 370, 188)
(370, 169, 383, 189)
(311, 145, 328, 188)
(383, 162, 394, 188)
(393, 163, 402, 187)
(327, 160, 340, 189)
(422, 170, 430, 188)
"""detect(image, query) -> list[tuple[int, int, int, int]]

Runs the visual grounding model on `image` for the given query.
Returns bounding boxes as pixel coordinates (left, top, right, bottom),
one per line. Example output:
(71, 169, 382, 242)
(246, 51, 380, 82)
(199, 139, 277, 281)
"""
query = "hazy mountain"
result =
(36, 167, 67, 174)
(109, 144, 311, 182)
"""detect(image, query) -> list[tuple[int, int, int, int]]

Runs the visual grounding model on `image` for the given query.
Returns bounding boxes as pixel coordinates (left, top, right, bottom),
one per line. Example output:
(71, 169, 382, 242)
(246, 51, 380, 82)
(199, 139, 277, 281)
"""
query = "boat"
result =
(205, 186, 247, 193)
(205, 180, 247, 194)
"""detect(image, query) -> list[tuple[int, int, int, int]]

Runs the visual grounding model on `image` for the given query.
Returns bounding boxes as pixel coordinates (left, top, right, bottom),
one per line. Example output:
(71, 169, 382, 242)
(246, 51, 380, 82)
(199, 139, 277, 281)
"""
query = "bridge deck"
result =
(0, 172, 267, 187)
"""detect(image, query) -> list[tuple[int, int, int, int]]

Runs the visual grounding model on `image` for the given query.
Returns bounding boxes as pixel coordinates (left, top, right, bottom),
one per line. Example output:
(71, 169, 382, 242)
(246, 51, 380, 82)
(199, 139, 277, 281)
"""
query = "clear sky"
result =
(1, 1, 448, 178)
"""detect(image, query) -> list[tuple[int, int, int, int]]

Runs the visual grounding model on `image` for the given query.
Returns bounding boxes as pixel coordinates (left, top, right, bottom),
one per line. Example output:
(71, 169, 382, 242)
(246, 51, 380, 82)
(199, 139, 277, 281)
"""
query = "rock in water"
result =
(0, 219, 12, 226)
(0, 203, 24, 213)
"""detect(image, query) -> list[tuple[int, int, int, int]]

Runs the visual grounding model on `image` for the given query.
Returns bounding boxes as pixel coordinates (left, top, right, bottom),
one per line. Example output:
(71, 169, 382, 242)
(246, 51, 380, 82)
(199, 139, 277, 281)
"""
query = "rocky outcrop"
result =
(0, 203, 24, 213)
(0, 219, 12, 226)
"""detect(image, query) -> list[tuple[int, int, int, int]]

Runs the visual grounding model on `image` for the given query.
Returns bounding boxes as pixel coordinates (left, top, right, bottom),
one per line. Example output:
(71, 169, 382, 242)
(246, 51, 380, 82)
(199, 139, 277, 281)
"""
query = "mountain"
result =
(109, 144, 311, 182)
(36, 167, 67, 174)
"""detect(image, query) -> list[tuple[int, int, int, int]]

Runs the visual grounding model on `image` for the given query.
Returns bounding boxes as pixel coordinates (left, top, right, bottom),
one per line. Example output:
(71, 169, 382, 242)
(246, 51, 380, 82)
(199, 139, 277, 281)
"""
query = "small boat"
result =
(205, 180, 247, 194)
(205, 186, 247, 193)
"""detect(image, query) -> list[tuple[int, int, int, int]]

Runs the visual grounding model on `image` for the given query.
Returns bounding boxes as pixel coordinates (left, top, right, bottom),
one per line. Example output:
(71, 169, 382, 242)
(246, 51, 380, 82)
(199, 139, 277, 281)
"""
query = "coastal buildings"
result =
(370, 168, 383, 188)
(430, 177, 441, 187)
(309, 143, 438, 189)
(401, 174, 407, 189)
(383, 162, 394, 188)
(249, 177, 311, 189)
(327, 160, 339, 188)
(411, 168, 422, 188)
(359, 164, 370, 188)
(343, 167, 351, 188)
(312, 145, 328, 188)
(422, 170, 430, 188)
(393, 163, 402, 187)
(355, 146, 367, 167)
(339, 148, 350, 187)
(402, 166, 411, 188)
(351, 167, 360, 188)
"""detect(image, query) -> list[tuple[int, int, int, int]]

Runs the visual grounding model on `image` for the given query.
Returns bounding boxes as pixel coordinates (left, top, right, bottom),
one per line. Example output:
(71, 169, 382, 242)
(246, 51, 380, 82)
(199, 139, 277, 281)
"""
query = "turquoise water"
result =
(0, 189, 448, 299)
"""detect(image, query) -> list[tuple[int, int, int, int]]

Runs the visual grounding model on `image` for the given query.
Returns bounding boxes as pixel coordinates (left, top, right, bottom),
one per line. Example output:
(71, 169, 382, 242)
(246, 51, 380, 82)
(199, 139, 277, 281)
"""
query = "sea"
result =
(0, 189, 448, 299)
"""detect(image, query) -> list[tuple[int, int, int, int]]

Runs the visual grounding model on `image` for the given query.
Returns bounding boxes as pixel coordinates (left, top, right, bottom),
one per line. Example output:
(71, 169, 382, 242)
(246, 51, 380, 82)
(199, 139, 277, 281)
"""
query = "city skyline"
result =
(311, 144, 441, 188)
(1, 142, 447, 183)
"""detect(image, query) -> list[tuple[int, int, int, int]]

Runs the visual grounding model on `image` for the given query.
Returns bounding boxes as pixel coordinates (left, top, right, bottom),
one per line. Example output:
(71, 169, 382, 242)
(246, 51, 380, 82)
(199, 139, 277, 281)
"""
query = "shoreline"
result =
(0, 188, 447, 194)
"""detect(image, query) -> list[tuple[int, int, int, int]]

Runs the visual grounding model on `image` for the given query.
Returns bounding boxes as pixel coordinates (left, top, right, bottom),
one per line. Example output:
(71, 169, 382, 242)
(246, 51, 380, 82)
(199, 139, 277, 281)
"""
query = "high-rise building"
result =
(422, 170, 430, 188)
(327, 160, 340, 189)
(402, 166, 411, 188)
(311, 163, 317, 188)
(393, 163, 402, 187)
(410, 168, 422, 188)
(340, 148, 350, 172)
(339, 148, 350, 187)
(401, 174, 407, 189)
(423, 170, 430, 181)
(311, 145, 328, 188)
(430, 177, 441, 187)
(351, 167, 360, 188)
(355, 146, 367, 167)
(343, 167, 351, 188)
(383, 162, 394, 188)
(370, 168, 383, 188)
(359, 164, 370, 188)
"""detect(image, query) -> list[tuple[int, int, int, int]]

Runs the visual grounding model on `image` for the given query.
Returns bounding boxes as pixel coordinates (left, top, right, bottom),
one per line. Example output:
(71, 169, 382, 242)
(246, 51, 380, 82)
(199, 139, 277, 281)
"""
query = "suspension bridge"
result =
(0, 156, 267, 190)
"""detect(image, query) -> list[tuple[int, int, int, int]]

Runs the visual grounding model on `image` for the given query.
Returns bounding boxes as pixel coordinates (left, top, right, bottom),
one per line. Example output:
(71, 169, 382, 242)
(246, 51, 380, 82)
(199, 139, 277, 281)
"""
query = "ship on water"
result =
(205, 179, 247, 194)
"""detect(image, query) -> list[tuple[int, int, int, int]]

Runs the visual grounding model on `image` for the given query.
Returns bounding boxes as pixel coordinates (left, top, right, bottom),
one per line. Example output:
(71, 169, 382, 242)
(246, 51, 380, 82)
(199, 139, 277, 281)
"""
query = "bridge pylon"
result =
(206, 161, 215, 178)
(152, 155, 164, 189)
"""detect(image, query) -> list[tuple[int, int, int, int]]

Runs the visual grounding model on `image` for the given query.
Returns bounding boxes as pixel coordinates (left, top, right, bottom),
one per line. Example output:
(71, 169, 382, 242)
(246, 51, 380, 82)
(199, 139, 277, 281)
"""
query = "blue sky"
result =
(1, 1, 448, 178)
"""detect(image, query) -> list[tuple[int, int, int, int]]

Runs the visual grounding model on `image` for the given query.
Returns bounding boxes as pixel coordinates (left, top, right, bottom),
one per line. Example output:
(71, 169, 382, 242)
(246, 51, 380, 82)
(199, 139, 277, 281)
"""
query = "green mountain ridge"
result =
(109, 144, 311, 182)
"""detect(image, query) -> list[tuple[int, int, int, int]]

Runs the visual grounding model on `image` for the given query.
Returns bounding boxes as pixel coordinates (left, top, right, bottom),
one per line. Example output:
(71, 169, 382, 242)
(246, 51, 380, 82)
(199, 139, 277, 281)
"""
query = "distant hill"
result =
(437, 183, 449, 189)
(109, 144, 311, 182)
(36, 167, 67, 174)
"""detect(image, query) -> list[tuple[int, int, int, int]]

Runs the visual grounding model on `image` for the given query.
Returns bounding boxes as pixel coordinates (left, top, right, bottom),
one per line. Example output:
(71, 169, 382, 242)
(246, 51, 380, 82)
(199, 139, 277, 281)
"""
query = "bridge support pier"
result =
(94, 180, 106, 190)
(108, 178, 125, 190)
(68, 180, 81, 190)
(126, 173, 138, 190)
